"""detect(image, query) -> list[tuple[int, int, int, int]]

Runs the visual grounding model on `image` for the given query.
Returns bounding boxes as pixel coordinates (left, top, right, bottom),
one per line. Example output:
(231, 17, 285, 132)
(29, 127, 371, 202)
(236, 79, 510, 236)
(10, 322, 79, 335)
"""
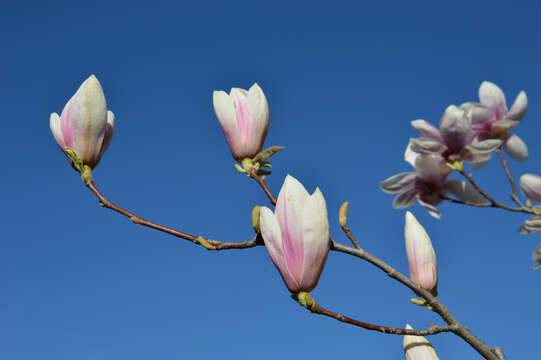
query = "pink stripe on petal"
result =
(60, 99, 73, 147)
(280, 200, 304, 281)
(233, 95, 250, 145)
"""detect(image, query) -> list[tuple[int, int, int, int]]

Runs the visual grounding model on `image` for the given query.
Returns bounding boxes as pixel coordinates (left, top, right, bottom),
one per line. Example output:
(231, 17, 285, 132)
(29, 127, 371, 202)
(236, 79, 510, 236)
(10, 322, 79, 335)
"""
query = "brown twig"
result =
(86, 180, 262, 250)
(454, 167, 533, 214)
(295, 292, 454, 336)
(85, 177, 503, 359)
(331, 241, 503, 360)
(248, 168, 277, 205)
(496, 148, 524, 207)
(339, 202, 362, 249)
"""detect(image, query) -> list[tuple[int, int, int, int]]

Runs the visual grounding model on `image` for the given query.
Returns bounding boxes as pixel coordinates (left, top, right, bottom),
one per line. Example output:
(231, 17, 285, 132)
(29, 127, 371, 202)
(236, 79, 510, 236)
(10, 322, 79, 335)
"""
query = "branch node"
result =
(197, 236, 216, 250)
(130, 216, 143, 224)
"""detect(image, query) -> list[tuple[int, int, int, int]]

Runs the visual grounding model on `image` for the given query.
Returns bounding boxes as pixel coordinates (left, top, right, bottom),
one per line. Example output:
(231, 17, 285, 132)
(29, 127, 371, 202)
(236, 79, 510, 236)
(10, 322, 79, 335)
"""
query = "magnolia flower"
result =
(259, 175, 330, 293)
(50, 75, 115, 169)
(403, 324, 440, 360)
(213, 83, 269, 161)
(404, 212, 438, 295)
(472, 81, 528, 161)
(380, 153, 486, 218)
(407, 103, 501, 170)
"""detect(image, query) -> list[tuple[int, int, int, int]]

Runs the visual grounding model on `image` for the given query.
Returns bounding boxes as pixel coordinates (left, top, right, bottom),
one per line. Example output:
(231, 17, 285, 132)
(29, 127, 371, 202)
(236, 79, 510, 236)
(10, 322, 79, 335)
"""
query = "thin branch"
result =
(496, 148, 524, 207)
(439, 195, 493, 208)
(454, 167, 533, 214)
(249, 168, 277, 205)
(85, 176, 503, 359)
(296, 293, 454, 336)
(86, 180, 261, 250)
(339, 202, 362, 249)
(331, 241, 503, 360)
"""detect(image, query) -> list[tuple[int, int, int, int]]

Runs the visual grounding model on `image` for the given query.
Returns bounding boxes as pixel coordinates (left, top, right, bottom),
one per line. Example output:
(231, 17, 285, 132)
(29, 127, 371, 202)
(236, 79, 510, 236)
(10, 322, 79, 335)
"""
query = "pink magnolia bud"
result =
(259, 175, 330, 293)
(50, 75, 115, 169)
(403, 324, 440, 360)
(520, 174, 541, 203)
(404, 212, 438, 295)
(213, 83, 269, 161)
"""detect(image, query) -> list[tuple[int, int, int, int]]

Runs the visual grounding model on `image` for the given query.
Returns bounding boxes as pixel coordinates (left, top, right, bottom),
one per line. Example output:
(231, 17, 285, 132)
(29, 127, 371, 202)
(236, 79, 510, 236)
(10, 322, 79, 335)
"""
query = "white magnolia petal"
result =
(393, 189, 418, 209)
(410, 120, 442, 142)
(403, 324, 440, 360)
(519, 216, 541, 235)
(520, 174, 541, 203)
(507, 90, 528, 121)
(49, 112, 65, 149)
(443, 180, 487, 204)
(478, 81, 507, 118)
(409, 137, 446, 154)
(299, 188, 330, 292)
(69, 75, 108, 168)
(503, 133, 528, 162)
(99, 110, 115, 157)
(379, 172, 416, 194)
(404, 212, 438, 294)
(466, 138, 502, 154)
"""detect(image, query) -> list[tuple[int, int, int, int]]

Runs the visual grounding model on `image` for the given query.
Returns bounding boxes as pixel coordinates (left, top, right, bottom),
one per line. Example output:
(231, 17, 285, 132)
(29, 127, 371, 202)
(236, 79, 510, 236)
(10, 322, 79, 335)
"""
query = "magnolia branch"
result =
(85, 180, 262, 250)
(496, 148, 524, 207)
(331, 241, 502, 360)
(248, 168, 277, 205)
(83, 175, 504, 359)
(440, 165, 535, 215)
(294, 291, 453, 335)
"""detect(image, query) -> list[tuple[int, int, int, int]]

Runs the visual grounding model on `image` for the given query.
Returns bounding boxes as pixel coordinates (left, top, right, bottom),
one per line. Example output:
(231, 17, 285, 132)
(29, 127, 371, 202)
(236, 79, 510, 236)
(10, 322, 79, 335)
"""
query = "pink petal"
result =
(259, 206, 299, 292)
(275, 175, 310, 282)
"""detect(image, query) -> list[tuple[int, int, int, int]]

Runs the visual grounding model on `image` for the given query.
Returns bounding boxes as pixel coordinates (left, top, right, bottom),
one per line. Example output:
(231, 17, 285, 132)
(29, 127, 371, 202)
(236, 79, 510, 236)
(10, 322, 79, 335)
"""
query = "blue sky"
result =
(1, 1, 540, 359)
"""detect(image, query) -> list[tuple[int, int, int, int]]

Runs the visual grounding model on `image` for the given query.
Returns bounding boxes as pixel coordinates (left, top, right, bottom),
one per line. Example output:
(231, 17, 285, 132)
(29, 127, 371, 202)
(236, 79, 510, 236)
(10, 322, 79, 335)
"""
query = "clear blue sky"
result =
(1, 1, 540, 359)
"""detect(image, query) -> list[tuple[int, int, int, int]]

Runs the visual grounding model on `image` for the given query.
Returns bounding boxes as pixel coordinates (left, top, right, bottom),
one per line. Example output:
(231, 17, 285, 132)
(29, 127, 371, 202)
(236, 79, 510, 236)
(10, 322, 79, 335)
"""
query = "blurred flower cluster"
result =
(380, 81, 528, 219)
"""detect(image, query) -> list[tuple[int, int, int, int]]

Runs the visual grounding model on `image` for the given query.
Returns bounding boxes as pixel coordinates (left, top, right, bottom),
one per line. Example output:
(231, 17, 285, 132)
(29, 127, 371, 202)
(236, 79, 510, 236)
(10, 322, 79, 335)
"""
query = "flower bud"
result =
(403, 324, 440, 360)
(520, 174, 541, 203)
(213, 83, 269, 161)
(259, 175, 330, 293)
(404, 212, 438, 295)
(50, 75, 115, 169)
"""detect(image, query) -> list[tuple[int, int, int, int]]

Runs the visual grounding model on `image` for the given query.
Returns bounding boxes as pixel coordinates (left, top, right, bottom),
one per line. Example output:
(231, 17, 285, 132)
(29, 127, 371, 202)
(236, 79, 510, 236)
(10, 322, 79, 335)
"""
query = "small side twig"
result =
(248, 168, 277, 205)
(86, 180, 262, 250)
(454, 168, 533, 214)
(294, 292, 453, 336)
(339, 201, 361, 249)
(496, 148, 524, 208)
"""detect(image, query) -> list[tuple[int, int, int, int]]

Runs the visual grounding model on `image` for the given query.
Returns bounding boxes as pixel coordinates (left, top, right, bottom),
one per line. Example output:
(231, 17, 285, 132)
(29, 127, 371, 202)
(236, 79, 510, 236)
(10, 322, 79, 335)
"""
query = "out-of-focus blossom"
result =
(50, 75, 115, 169)
(533, 244, 541, 270)
(404, 212, 438, 295)
(403, 324, 440, 360)
(380, 153, 486, 218)
(520, 174, 541, 203)
(472, 81, 528, 162)
(213, 83, 269, 161)
(407, 104, 501, 170)
(519, 216, 541, 234)
(259, 175, 330, 293)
